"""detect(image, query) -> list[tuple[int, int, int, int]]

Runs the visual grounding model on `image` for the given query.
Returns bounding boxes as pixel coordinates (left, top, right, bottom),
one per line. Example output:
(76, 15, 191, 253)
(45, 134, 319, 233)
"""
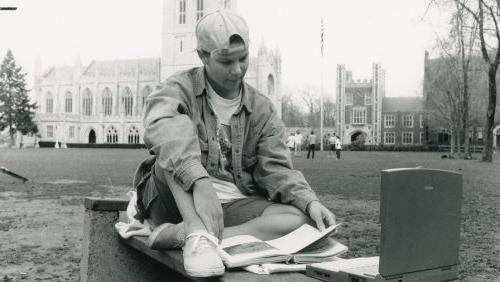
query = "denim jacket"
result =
(138, 67, 318, 213)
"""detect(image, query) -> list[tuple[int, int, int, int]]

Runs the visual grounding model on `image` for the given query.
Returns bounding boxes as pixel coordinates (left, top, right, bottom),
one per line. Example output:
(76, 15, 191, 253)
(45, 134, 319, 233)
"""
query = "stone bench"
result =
(80, 197, 319, 282)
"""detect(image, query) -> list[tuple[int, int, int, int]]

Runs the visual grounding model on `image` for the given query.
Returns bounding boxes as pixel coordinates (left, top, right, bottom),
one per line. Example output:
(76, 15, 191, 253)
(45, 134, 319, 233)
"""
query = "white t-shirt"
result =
(206, 81, 247, 203)
(335, 138, 342, 149)
(286, 135, 295, 148)
(295, 134, 303, 145)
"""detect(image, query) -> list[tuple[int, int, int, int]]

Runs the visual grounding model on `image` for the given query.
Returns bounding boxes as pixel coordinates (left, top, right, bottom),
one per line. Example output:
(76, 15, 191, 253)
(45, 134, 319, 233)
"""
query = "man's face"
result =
(202, 42, 249, 96)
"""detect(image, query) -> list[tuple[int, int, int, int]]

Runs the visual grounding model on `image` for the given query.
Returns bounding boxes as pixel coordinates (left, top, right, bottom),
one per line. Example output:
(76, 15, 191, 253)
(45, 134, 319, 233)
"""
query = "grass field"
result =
(0, 148, 499, 281)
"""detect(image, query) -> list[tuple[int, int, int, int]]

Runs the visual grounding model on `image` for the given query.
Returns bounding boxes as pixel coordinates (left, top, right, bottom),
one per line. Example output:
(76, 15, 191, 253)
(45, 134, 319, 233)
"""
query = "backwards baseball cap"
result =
(195, 10, 250, 56)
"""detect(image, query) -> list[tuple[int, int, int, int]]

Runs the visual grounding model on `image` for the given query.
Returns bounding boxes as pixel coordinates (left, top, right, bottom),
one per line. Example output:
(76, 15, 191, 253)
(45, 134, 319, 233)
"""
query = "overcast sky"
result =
(1, 0, 450, 99)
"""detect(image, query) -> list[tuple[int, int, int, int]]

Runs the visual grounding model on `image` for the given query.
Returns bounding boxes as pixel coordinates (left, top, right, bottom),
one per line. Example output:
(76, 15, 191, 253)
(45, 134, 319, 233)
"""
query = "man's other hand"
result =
(192, 178, 224, 240)
(306, 201, 336, 231)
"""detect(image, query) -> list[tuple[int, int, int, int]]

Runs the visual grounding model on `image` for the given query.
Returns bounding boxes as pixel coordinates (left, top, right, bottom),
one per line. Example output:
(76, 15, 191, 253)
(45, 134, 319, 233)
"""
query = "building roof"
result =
(82, 57, 160, 76)
(40, 57, 160, 81)
(383, 97, 423, 112)
(42, 66, 74, 81)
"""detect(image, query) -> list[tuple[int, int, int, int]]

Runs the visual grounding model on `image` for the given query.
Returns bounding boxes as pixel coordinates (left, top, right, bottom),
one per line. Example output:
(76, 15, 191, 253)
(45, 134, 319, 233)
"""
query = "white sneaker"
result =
(182, 231, 225, 277)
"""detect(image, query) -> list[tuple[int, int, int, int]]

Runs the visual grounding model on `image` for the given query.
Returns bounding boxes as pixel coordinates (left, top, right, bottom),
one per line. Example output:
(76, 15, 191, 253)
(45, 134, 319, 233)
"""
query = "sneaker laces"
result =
(185, 232, 220, 253)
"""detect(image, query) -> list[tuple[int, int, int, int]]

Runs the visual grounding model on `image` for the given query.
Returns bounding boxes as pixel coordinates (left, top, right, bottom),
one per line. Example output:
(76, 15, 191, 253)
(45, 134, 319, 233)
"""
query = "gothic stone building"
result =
(33, 0, 281, 146)
(336, 64, 424, 146)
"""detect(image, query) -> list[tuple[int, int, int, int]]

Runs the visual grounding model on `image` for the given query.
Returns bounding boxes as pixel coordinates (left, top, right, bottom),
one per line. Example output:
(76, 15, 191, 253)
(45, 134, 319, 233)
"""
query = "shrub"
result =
(37, 142, 146, 149)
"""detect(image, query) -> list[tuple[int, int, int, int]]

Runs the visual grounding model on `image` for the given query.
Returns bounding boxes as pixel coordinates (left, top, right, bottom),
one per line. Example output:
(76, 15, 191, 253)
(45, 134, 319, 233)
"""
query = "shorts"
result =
(329, 144, 335, 151)
(138, 164, 274, 228)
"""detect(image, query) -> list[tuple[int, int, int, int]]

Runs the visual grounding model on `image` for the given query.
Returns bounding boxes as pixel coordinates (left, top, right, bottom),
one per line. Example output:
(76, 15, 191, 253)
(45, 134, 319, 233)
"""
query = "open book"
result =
(219, 223, 347, 268)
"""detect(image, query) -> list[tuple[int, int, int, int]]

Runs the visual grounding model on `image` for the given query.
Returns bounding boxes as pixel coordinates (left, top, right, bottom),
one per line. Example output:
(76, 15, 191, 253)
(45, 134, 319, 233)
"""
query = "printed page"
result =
(219, 235, 287, 267)
(267, 223, 341, 254)
(295, 237, 348, 258)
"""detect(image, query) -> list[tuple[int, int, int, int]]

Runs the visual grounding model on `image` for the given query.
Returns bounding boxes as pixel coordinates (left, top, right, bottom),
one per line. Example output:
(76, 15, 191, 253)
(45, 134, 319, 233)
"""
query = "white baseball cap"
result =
(195, 10, 249, 56)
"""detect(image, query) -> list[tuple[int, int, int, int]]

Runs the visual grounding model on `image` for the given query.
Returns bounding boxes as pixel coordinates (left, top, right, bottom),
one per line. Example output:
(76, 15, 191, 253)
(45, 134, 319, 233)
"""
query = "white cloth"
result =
(244, 263, 306, 274)
(114, 191, 152, 239)
(211, 176, 247, 204)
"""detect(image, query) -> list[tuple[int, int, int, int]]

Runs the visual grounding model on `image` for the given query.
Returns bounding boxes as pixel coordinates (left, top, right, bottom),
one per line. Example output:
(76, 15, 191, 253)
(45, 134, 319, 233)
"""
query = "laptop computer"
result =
(306, 168, 462, 282)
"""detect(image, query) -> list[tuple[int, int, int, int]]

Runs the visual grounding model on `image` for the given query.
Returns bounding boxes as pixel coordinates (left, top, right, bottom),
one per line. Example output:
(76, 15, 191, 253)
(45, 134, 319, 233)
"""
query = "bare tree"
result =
(281, 91, 306, 127)
(301, 87, 318, 128)
(454, 1, 478, 158)
(427, 56, 464, 157)
(323, 98, 336, 127)
(455, 0, 499, 162)
(428, 0, 478, 157)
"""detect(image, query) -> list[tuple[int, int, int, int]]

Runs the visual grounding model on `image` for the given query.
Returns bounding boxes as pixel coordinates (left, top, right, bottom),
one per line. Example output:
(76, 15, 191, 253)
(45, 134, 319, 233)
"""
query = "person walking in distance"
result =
(306, 131, 317, 159)
(286, 132, 295, 154)
(294, 130, 303, 157)
(327, 133, 336, 159)
(335, 135, 342, 160)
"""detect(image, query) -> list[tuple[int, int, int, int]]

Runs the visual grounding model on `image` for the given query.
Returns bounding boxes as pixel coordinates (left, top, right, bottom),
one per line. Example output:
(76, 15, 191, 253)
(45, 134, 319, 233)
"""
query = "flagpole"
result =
(320, 15, 324, 151)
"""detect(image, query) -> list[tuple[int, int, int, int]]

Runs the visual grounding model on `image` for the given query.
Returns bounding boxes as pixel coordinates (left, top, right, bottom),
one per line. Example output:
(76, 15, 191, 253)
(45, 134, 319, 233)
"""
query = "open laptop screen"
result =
(379, 168, 462, 277)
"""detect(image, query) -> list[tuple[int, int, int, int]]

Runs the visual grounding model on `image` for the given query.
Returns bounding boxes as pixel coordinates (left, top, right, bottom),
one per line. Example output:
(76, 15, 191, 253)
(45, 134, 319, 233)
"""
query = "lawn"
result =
(0, 149, 499, 281)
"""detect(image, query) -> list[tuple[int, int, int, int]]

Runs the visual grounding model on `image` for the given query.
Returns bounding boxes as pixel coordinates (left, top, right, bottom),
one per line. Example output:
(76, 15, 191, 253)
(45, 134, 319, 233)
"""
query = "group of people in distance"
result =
(327, 133, 343, 160)
(132, 10, 337, 278)
(287, 131, 342, 160)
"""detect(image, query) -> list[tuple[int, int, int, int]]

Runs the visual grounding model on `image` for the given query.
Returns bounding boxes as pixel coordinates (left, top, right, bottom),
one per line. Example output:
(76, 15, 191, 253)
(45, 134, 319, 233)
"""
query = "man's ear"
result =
(196, 50, 209, 65)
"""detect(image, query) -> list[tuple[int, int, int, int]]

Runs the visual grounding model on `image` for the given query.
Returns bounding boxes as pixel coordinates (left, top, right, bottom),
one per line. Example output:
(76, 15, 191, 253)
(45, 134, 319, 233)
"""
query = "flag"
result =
(320, 16, 324, 56)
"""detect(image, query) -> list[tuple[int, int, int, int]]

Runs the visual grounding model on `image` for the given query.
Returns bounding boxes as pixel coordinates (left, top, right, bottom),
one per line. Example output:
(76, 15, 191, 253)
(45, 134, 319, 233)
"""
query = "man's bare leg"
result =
(163, 185, 310, 240)
(223, 203, 313, 240)
(166, 181, 208, 236)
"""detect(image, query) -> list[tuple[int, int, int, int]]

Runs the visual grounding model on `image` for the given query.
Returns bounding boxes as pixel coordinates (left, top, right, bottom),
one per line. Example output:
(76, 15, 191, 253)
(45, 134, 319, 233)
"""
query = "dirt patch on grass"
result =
(45, 179, 88, 185)
(0, 181, 130, 281)
(0, 194, 83, 281)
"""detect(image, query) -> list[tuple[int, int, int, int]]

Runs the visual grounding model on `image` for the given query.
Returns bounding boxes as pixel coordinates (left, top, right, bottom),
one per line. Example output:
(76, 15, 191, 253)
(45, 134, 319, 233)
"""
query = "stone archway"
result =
(350, 131, 367, 144)
(88, 129, 96, 144)
(267, 74, 275, 97)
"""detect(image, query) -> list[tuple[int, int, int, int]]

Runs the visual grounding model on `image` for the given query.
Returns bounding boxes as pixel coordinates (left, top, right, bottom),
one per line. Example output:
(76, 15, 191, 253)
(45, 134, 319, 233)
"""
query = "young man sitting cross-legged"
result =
(133, 10, 336, 278)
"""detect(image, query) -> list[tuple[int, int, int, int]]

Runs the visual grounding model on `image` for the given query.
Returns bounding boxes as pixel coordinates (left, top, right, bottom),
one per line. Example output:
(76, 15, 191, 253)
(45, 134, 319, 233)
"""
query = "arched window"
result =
(82, 89, 93, 116)
(179, 0, 186, 24)
(128, 126, 140, 144)
(141, 86, 152, 110)
(267, 74, 275, 97)
(122, 87, 133, 116)
(102, 88, 113, 116)
(106, 126, 118, 144)
(196, 0, 204, 20)
(46, 92, 54, 113)
(65, 91, 72, 113)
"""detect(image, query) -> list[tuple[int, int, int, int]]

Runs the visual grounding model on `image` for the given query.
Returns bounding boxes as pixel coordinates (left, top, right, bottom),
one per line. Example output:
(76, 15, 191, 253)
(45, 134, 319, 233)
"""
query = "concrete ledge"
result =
(120, 236, 317, 281)
(84, 197, 128, 211)
(81, 197, 318, 282)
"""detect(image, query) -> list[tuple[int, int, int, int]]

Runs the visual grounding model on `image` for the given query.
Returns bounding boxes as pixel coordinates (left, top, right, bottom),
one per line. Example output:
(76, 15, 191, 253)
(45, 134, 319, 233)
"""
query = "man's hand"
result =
(192, 178, 224, 240)
(307, 201, 336, 231)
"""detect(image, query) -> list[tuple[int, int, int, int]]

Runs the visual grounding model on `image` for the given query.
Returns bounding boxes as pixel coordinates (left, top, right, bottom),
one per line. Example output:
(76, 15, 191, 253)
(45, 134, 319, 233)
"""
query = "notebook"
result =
(307, 168, 462, 282)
